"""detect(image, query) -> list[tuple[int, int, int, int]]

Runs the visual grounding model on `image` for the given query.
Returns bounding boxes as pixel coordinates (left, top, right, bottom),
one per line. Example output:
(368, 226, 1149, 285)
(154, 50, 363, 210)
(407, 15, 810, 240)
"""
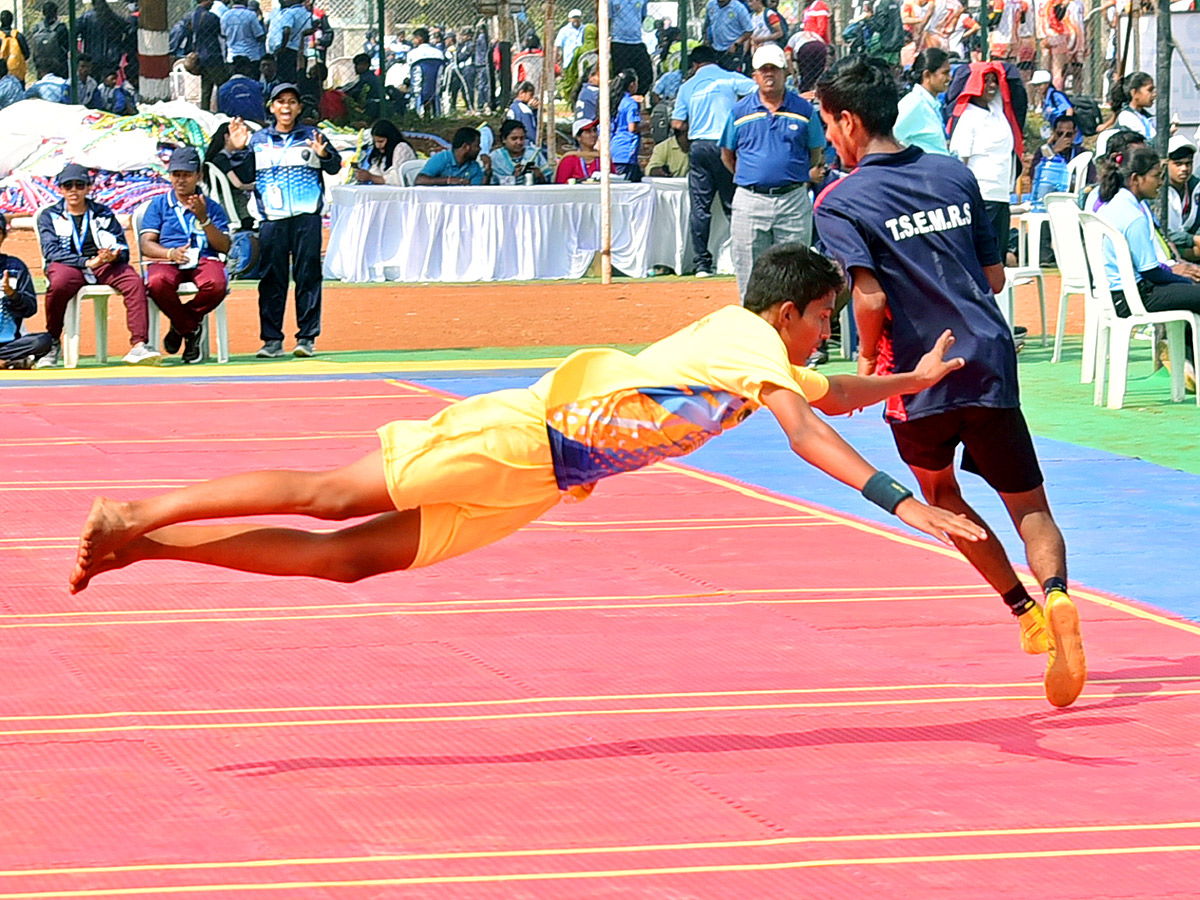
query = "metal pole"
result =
(68, 0, 77, 105)
(678, 0, 688, 71)
(1155, 0, 1171, 225)
(378, 0, 388, 117)
(597, 0, 612, 283)
(978, 0, 989, 59)
(544, 0, 557, 165)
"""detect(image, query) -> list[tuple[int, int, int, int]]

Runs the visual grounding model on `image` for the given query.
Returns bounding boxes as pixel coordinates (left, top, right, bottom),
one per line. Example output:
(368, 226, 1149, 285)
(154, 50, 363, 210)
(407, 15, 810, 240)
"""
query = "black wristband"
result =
(862, 471, 914, 514)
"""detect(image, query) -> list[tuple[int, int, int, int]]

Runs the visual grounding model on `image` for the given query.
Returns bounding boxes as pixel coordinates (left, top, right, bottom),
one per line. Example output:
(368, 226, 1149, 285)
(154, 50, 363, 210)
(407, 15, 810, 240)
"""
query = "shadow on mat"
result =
(215, 707, 1151, 777)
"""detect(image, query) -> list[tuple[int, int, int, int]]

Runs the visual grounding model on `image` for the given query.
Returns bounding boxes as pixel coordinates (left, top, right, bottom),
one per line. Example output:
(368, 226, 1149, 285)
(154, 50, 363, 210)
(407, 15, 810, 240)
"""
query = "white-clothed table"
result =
(323, 179, 731, 283)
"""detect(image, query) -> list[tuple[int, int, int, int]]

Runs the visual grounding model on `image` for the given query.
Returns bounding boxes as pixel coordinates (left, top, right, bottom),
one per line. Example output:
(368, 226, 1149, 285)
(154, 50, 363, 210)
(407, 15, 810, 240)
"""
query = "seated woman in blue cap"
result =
(36, 163, 160, 368)
(138, 146, 232, 363)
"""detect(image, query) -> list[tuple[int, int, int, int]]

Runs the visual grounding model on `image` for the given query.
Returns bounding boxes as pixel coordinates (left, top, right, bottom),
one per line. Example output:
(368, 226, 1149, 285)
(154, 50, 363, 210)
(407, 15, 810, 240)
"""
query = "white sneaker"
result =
(695, 269, 713, 279)
(122, 342, 163, 366)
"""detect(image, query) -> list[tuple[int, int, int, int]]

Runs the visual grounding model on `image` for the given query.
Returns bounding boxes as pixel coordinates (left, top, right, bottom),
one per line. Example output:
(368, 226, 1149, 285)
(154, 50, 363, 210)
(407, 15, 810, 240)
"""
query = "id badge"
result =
(264, 184, 284, 212)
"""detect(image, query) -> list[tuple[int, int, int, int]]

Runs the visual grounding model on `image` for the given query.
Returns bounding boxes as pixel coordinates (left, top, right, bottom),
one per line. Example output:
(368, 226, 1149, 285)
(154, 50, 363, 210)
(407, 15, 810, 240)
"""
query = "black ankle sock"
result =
(1002, 584, 1037, 616)
(1042, 576, 1068, 597)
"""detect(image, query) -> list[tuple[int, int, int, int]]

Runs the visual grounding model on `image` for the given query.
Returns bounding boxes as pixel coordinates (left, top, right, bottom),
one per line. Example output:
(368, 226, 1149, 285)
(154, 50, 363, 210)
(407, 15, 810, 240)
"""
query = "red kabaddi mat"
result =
(3, 376, 1200, 899)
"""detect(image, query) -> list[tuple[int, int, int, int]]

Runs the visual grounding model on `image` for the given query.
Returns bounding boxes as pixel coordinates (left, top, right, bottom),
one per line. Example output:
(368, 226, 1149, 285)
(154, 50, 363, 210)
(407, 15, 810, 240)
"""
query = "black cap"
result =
(167, 146, 202, 172)
(269, 82, 301, 102)
(55, 163, 93, 186)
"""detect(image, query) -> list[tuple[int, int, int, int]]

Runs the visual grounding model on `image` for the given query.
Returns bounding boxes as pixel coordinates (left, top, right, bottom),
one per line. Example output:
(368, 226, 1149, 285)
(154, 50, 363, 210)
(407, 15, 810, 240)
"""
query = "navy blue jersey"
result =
(815, 145, 1018, 422)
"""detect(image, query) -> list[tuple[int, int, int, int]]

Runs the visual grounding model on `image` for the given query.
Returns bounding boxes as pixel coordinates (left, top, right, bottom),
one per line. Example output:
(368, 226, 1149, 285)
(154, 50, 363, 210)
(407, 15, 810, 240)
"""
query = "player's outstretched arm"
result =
(761, 384, 987, 547)
(812, 329, 965, 416)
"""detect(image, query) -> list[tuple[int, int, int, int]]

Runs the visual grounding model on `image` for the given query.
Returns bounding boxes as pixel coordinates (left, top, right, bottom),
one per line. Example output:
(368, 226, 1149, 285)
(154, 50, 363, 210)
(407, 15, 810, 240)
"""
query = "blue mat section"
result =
(412, 370, 1200, 622)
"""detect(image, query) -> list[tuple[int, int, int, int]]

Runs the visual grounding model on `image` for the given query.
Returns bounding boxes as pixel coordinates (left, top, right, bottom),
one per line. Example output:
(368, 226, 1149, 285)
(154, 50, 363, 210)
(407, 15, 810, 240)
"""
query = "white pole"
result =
(597, 0, 613, 283)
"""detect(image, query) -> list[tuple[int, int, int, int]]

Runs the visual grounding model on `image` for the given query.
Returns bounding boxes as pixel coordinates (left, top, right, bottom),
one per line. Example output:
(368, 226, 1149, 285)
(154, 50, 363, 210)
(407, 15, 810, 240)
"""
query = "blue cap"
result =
(167, 146, 202, 172)
(55, 163, 93, 186)
(269, 82, 301, 102)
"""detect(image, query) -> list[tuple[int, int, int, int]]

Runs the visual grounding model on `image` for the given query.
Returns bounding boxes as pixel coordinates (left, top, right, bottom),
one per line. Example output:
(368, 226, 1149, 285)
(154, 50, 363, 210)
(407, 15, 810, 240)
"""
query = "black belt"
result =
(745, 182, 804, 196)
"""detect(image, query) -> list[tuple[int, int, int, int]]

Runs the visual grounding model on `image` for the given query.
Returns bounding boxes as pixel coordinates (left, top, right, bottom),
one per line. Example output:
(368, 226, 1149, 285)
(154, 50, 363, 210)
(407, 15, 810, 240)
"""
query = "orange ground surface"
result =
(5, 227, 1074, 355)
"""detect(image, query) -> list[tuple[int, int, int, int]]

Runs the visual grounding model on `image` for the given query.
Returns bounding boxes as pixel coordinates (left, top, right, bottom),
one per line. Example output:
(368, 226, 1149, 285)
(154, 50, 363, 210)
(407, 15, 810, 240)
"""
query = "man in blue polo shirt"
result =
(813, 57, 1086, 709)
(139, 146, 232, 363)
(704, 0, 753, 70)
(672, 45, 756, 276)
(416, 127, 492, 185)
(221, 0, 265, 62)
(720, 43, 824, 298)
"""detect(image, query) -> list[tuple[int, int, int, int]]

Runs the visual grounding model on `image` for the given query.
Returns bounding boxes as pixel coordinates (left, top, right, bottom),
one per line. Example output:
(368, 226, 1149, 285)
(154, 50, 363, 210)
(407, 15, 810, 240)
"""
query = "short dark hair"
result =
(499, 119, 526, 140)
(743, 244, 845, 315)
(1053, 114, 1077, 130)
(353, 52, 371, 66)
(515, 80, 535, 95)
(260, 52, 275, 63)
(451, 126, 480, 149)
(816, 55, 898, 138)
(413, 26, 430, 42)
(43, 2, 59, 16)
(689, 45, 718, 67)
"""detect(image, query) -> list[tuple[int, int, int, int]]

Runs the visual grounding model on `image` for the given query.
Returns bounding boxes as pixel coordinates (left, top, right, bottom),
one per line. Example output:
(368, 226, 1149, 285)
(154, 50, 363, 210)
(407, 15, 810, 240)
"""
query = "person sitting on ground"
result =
(203, 122, 255, 229)
(36, 163, 160, 368)
(572, 55, 601, 123)
(648, 125, 691, 177)
(138, 146, 232, 364)
(76, 53, 98, 104)
(69, 243, 987, 607)
(1095, 145, 1200, 391)
(506, 80, 540, 141)
(342, 51, 384, 121)
(555, 118, 618, 183)
(259, 53, 279, 100)
(88, 66, 138, 114)
(218, 55, 267, 123)
(0, 60, 23, 108)
(354, 118, 417, 185)
(22, 61, 68, 102)
(0, 214, 52, 370)
(416, 126, 491, 186)
(1166, 134, 1200, 262)
(490, 119, 548, 184)
(610, 68, 643, 181)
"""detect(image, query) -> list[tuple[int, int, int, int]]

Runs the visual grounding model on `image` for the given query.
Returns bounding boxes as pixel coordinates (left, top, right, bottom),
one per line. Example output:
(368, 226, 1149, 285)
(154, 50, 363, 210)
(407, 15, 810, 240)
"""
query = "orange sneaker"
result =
(1044, 590, 1087, 707)
(1018, 603, 1049, 654)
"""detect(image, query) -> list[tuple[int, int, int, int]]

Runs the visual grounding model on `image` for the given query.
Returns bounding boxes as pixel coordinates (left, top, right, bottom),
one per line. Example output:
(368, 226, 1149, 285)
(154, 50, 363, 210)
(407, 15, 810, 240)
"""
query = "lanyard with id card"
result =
(70, 210, 98, 284)
(262, 132, 296, 214)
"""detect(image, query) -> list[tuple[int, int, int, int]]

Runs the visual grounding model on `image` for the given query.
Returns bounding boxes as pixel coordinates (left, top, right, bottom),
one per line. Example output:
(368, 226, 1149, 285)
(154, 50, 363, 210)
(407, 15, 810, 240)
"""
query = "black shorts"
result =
(889, 406, 1044, 494)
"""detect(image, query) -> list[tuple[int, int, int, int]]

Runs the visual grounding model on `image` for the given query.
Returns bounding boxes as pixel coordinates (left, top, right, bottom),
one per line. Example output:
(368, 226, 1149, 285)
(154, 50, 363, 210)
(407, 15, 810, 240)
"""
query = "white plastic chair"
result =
(398, 159, 426, 186)
(1079, 211, 1200, 409)
(36, 203, 127, 369)
(1044, 192, 1097, 373)
(1066, 150, 1093, 201)
(131, 199, 230, 364)
(1007, 210, 1048, 345)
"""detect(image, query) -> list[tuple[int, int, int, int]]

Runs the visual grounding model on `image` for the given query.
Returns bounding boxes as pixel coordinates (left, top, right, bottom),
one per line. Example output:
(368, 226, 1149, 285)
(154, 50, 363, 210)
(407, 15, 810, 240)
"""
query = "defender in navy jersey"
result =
(814, 57, 1086, 708)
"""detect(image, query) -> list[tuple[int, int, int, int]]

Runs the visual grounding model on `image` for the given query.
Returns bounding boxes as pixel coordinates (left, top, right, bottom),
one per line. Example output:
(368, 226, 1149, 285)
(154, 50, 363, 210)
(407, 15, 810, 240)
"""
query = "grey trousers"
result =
(730, 186, 814, 300)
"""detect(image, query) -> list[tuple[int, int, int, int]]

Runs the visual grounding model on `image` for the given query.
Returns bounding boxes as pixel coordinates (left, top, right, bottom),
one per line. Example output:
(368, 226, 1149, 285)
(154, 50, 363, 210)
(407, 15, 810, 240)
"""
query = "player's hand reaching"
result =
(894, 497, 987, 547)
(228, 117, 250, 151)
(912, 329, 965, 390)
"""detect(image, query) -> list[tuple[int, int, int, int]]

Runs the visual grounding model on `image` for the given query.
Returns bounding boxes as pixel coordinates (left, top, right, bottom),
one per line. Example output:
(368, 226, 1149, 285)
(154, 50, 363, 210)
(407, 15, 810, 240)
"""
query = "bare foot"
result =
(70, 543, 140, 593)
(70, 497, 143, 593)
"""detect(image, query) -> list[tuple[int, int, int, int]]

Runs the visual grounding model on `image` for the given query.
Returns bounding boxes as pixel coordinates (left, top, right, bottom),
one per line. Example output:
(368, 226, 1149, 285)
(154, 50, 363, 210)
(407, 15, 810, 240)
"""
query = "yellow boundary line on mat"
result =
(0, 358, 566, 382)
(657, 463, 1200, 640)
(0, 393, 429, 409)
(0, 675, 1192, 724)
(2, 843, 1200, 896)
(0, 689, 1197, 738)
(1, 820, 1198, 880)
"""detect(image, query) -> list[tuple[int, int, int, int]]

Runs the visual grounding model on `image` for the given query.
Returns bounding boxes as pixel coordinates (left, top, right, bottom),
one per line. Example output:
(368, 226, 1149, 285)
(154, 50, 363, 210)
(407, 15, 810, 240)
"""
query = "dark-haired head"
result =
(452, 126, 480, 149)
(688, 45, 719, 69)
(743, 243, 845, 315)
(205, 121, 231, 163)
(1098, 145, 1161, 203)
(1109, 71, 1154, 112)
(369, 118, 404, 166)
(909, 47, 949, 85)
(499, 118, 526, 141)
(609, 68, 637, 113)
(816, 55, 898, 166)
(743, 244, 845, 363)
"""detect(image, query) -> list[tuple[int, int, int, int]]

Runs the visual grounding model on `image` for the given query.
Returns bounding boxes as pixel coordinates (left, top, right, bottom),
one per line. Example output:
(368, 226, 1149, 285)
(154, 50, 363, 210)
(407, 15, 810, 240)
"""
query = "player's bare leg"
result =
(78, 508, 422, 587)
(72, 450, 394, 592)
